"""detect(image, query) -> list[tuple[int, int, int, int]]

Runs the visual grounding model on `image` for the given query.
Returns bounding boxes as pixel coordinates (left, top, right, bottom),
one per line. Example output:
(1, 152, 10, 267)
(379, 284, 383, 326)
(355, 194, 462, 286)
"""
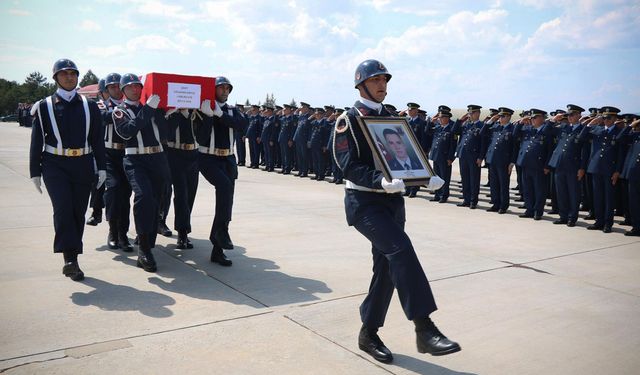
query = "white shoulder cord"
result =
(332, 109, 363, 169)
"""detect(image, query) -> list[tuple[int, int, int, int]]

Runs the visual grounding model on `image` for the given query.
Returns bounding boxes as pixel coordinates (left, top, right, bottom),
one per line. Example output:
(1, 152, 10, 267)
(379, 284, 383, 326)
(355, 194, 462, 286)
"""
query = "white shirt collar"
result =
(124, 99, 139, 106)
(109, 97, 123, 105)
(56, 87, 77, 102)
(216, 100, 226, 108)
(359, 96, 382, 113)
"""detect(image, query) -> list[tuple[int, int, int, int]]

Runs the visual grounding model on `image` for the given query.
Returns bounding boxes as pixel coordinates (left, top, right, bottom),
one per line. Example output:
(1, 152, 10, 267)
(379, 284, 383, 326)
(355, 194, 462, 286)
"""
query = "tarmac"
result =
(0, 122, 638, 375)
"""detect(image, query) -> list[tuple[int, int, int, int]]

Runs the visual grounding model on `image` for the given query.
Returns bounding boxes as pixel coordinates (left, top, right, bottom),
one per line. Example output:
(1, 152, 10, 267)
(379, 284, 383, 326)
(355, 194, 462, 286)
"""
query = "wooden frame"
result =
(356, 116, 435, 186)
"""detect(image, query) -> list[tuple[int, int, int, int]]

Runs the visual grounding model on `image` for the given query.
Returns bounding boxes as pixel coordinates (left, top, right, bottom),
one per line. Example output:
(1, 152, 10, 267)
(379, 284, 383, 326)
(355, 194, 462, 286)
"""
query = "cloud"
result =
(8, 9, 31, 16)
(79, 20, 102, 32)
(135, 0, 201, 20)
(87, 33, 193, 59)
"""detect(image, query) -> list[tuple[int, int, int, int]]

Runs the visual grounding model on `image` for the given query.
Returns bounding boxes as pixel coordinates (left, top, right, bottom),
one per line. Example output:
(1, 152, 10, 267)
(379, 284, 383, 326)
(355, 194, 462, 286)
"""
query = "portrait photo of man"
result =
(382, 128, 422, 171)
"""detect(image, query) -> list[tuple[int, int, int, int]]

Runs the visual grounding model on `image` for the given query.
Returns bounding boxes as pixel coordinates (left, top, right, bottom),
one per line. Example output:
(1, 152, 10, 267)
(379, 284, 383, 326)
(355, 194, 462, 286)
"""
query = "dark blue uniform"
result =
(579, 125, 624, 229)
(452, 119, 484, 206)
(617, 126, 640, 234)
(114, 101, 170, 249)
(333, 101, 437, 329)
(87, 99, 107, 223)
(166, 111, 199, 235)
(293, 112, 312, 176)
(246, 113, 263, 168)
(260, 115, 277, 171)
(310, 118, 330, 180)
(547, 122, 589, 224)
(278, 114, 295, 173)
(194, 103, 244, 246)
(234, 112, 248, 166)
(481, 122, 515, 211)
(426, 120, 456, 201)
(405, 115, 427, 196)
(30, 92, 106, 255)
(514, 123, 553, 217)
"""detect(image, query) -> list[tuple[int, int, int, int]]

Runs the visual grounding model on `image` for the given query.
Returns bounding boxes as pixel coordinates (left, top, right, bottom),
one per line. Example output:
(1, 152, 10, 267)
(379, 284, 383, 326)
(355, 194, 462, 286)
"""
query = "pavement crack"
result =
(500, 261, 552, 275)
(0, 355, 67, 373)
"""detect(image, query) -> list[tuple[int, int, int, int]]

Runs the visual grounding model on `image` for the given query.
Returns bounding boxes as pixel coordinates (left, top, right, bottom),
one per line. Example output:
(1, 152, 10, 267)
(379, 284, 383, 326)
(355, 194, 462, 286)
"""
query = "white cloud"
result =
(136, 0, 201, 20)
(116, 19, 139, 30)
(8, 9, 31, 16)
(202, 40, 217, 48)
(79, 20, 102, 32)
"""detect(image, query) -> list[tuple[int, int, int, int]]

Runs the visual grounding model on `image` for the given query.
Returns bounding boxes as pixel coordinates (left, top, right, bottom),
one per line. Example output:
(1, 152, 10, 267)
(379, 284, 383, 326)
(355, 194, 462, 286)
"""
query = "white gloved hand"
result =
(381, 178, 405, 193)
(165, 108, 178, 118)
(180, 108, 190, 118)
(146, 94, 161, 109)
(200, 100, 214, 117)
(426, 175, 445, 191)
(31, 176, 42, 194)
(212, 101, 223, 117)
(96, 170, 107, 189)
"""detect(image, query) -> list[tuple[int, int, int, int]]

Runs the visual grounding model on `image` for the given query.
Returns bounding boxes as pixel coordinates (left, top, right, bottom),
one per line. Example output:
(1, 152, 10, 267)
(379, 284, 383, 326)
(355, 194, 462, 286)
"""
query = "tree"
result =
(264, 93, 276, 107)
(244, 98, 251, 106)
(79, 69, 99, 87)
(24, 72, 46, 87)
(289, 98, 297, 107)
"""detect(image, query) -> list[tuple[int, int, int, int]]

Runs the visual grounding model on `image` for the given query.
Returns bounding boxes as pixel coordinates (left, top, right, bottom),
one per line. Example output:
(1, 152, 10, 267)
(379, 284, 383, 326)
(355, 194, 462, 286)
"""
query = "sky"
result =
(1, 0, 639, 113)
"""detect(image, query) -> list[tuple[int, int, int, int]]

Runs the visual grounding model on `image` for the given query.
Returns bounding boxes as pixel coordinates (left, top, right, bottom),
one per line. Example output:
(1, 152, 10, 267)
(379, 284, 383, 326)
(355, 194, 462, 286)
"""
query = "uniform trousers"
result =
(295, 142, 309, 175)
(312, 146, 325, 179)
(88, 182, 104, 215)
(459, 155, 481, 204)
(262, 141, 273, 169)
(236, 136, 246, 165)
(279, 142, 293, 171)
(432, 159, 452, 199)
(42, 153, 94, 254)
(522, 167, 547, 216)
(167, 148, 198, 233)
(199, 154, 237, 244)
(123, 153, 170, 248)
(629, 180, 640, 231)
(592, 173, 615, 227)
(489, 163, 511, 210)
(248, 137, 260, 167)
(104, 150, 131, 233)
(346, 190, 438, 328)
(555, 169, 581, 222)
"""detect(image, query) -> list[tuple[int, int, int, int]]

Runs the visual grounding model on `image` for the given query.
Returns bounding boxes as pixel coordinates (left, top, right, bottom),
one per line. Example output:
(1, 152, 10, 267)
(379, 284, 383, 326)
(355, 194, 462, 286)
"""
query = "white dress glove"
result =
(165, 108, 178, 118)
(96, 170, 106, 189)
(146, 94, 161, 109)
(200, 100, 214, 117)
(381, 178, 405, 193)
(31, 176, 42, 194)
(426, 175, 445, 191)
(212, 101, 223, 118)
(180, 108, 190, 118)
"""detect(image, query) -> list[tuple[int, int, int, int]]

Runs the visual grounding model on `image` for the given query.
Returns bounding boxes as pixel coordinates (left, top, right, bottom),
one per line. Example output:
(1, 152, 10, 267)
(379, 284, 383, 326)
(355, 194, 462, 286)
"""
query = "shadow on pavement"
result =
(70, 277, 176, 318)
(392, 353, 478, 375)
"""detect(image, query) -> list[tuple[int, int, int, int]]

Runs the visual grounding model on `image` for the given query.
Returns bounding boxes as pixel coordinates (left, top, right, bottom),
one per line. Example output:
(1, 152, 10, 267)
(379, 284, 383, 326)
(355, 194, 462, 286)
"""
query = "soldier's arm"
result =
(29, 103, 44, 178)
(88, 102, 106, 171)
(334, 117, 384, 190)
(113, 104, 155, 139)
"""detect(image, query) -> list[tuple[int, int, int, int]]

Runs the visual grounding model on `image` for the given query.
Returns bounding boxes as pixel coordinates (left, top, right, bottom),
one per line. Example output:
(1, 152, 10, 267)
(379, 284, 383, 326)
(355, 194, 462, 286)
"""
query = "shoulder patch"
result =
(113, 108, 124, 119)
(97, 101, 106, 110)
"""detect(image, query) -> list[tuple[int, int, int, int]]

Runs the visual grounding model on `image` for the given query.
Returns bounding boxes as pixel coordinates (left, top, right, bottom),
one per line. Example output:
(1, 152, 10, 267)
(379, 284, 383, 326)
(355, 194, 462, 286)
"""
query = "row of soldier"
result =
(231, 102, 639, 236)
(16, 102, 34, 127)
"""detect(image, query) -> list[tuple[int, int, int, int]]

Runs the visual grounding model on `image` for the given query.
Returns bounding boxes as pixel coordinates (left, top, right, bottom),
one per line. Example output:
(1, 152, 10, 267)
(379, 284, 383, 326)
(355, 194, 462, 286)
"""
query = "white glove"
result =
(146, 94, 161, 109)
(381, 178, 405, 193)
(180, 108, 190, 118)
(31, 176, 42, 194)
(96, 170, 106, 189)
(212, 101, 223, 117)
(165, 108, 178, 118)
(200, 100, 214, 117)
(426, 175, 445, 191)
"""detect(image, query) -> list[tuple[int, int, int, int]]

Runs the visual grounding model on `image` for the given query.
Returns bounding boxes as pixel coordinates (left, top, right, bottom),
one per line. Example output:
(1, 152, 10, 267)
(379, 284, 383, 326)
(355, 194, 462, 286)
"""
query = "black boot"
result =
(358, 325, 393, 363)
(107, 221, 119, 249)
(177, 229, 193, 249)
(210, 246, 232, 266)
(414, 317, 461, 356)
(136, 234, 157, 272)
(118, 230, 134, 252)
(157, 220, 172, 237)
(213, 227, 234, 250)
(62, 253, 84, 281)
(86, 210, 102, 226)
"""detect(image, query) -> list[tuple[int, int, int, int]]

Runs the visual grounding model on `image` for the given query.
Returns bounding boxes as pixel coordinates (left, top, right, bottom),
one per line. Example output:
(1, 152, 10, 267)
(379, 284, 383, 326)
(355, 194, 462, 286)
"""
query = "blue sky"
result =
(1, 0, 638, 113)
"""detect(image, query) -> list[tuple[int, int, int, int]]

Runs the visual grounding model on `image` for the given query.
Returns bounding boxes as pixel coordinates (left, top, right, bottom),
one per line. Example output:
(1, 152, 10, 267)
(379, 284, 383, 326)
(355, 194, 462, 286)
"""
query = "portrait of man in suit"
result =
(383, 128, 423, 171)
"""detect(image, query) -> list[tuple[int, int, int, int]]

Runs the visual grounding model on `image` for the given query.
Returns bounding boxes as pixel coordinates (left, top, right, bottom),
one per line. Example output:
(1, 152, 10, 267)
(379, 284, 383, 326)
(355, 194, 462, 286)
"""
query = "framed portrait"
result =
(356, 116, 435, 186)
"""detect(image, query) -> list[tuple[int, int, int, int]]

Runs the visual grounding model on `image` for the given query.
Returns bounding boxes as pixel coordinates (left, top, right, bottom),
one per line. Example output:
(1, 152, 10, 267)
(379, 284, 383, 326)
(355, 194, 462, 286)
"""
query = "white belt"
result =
(167, 142, 197, 151)
(345, 180, 387, 193)
(44, 145, 92, 157)
(125, 145, 163, 155)
(198, 146, 234, 156)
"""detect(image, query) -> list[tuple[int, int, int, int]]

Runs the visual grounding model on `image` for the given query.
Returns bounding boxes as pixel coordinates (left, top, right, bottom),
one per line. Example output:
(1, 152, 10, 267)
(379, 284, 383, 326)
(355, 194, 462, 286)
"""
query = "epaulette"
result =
(30, 99, 41, 116)
(112, 107, 126, 120)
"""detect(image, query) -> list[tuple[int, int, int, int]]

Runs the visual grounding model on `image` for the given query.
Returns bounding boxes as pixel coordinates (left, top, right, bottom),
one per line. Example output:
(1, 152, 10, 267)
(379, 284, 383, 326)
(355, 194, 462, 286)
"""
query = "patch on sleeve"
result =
(336, 118, 349, 133)
(113, 108, 124, 119)
(335, 134, 349, 152)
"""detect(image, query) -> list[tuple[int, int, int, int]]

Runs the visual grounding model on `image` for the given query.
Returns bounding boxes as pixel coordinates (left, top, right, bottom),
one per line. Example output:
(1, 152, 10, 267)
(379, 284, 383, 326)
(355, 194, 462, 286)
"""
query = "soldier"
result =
(30, 58, 106, 281)
(403, 102, 426, 198)
(235, 104, 248, 166)
(278, 104, 296, 174)
(164, 107, 198, 249)
(579, 106, 623, 233)
(273, 105, 283, 169)
(309, 107, 327, 180)
(617, 118, 640, 236)
(86, 78, 109, 227)
(195, 76, 245, 266)
(246, 104, 262, 169)
(260, 104, 277, 172)
(581, 107, 599, 220)
(426, 106, 456, 203)
(113, 73, 170, 272)
(452, 105, 484, 209)
(513, 109, 554, 220)
(546, 105, 589, 226)
(102, 73, 134, 252)
(332, 59, 458, 364)
(293, 102, 312, 177)
(327, 108, 344, 184)
(481, 107, 515, 214)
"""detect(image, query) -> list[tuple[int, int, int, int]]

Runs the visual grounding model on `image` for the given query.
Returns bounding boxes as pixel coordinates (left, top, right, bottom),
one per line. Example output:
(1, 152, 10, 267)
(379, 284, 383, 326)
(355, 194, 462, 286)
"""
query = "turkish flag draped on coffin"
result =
(140, 72, 216, 109)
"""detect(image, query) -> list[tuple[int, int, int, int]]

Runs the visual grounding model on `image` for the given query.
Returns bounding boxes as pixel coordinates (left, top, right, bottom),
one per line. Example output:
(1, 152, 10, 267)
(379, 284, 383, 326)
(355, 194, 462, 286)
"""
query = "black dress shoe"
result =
(213, 230, 234, 250)
(403, 191, 410, 196)
(548, 210, 559, 215)
(409, 191, 417, 198)
(157, 222, 172, 237)
(553, 219, 568, 225)
(519, 213, 533, 218)
(118, 234, 134, 252)
(567, 221, 576, 227)
(62, 262, 85, 281)
(457, 202, 470, 207)
(533, 215, 542, 221)
(107, 231, 120, 250)
(517, 205, 527, 209)
(584, 214, 596, 220)
(620, 219, 632, 226)
(176, 233, 194, 249)
(602, 226, 612, 233)
(136, 250, 157, 272)
(498, 209, 507, 214)
(470, 203, 477, 209)
(587, 224, 604, 230)
(210, 247, 232, 266)
(438, 198, 448, 203)
(624, 229, 640, 236)
(86, 215, 102, 226)
(358, 326, 393, 363)
(430, 196, 440, 202)
(415, 319, 461, 356)
(486, 206, 499, 212)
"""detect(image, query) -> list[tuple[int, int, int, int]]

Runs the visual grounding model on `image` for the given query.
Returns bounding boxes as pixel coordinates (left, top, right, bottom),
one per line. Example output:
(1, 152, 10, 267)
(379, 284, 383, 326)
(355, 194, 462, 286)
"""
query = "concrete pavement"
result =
(1, 123, 638, 374)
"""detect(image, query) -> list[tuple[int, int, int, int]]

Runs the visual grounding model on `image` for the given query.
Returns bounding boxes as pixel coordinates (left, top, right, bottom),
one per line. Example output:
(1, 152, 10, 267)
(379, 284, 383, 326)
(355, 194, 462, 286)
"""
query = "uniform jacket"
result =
(194, 104, 244, 149)
(513, 122, 554, 170)
(618, 126, 640, 181)
(293, 113, 312, 144)
(481, 122, 515, 166)
(453, 119, 485, 161)
(426, 120, 457, 163)
(246, 114, 263, 139)
(579, 125, 624, 177)
(278, 115, 295, 144)
(547, 122, 589, 172)
(113, 102, 167, 149)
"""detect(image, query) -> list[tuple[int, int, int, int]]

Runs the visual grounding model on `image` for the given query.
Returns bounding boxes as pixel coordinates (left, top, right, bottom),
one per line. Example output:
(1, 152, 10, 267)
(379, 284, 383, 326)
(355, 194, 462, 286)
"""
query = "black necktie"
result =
(404, 162, 410, 170)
